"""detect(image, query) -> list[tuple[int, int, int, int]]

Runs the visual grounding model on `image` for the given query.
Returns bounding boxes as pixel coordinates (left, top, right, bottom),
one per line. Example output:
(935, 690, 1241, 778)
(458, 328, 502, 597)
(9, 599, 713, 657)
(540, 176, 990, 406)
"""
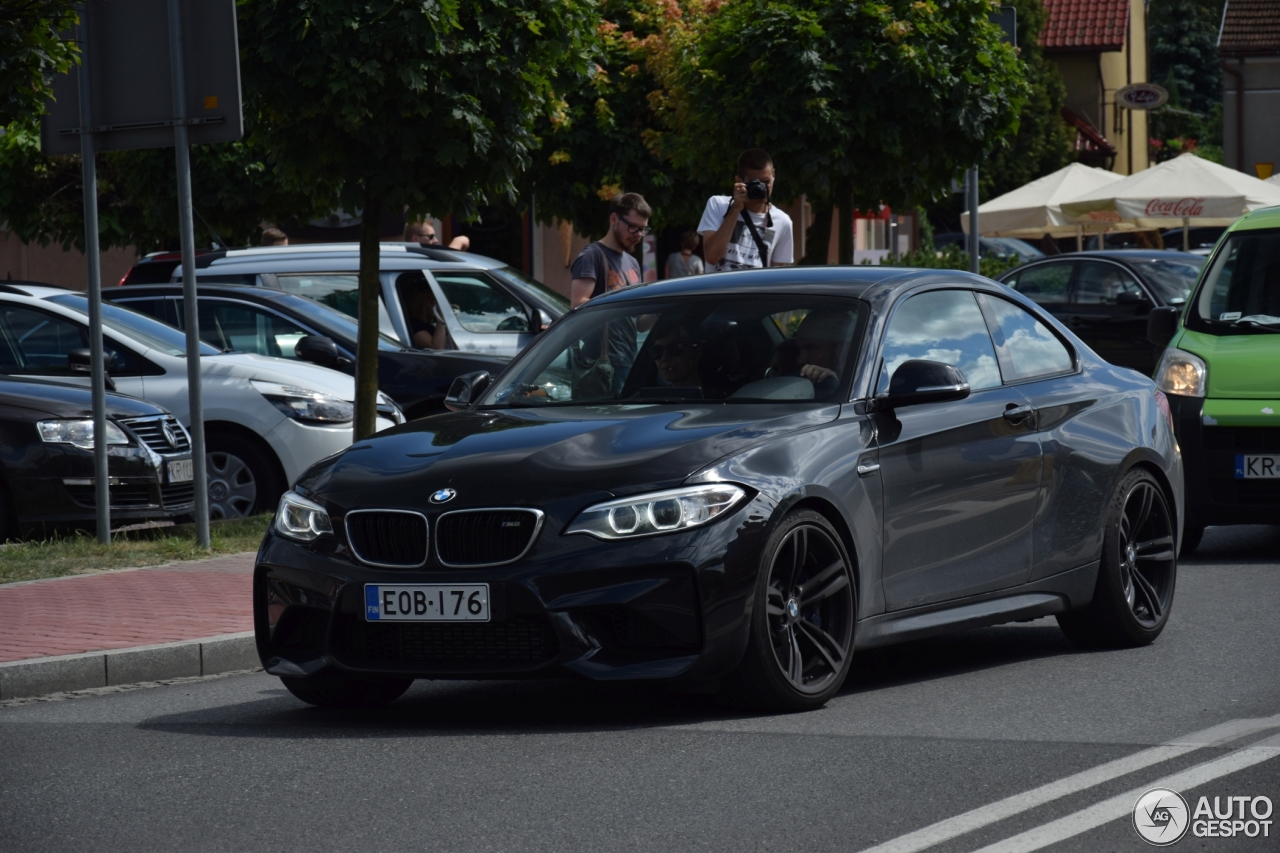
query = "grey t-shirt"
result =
(570, 242, 642, 369)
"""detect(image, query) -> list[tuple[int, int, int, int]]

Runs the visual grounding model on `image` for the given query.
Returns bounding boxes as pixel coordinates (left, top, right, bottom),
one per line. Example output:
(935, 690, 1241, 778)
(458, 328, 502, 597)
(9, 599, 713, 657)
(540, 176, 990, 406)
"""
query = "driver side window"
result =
(432, 272, 529, 333)
(877, 290, 1002, 394)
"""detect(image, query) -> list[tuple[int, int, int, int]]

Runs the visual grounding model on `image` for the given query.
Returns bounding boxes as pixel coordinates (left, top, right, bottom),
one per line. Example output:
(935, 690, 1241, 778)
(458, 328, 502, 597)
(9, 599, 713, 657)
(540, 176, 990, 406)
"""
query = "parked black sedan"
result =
(998, 250, 1205, 375)
(0, 376, 195, 540)
(255, 266, 1184, 712)
(102, 284, 509, 420)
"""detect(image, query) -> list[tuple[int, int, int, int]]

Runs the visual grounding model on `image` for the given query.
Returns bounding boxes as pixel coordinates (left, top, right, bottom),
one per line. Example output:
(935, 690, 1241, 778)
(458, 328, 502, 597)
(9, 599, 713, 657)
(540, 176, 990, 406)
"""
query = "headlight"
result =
(252, 380, 354, 423)
(274, 491, 333, 541)
(37, 419, 129, 450)
(566, 484, 748, 540)
(1154, 348, 1207, 398)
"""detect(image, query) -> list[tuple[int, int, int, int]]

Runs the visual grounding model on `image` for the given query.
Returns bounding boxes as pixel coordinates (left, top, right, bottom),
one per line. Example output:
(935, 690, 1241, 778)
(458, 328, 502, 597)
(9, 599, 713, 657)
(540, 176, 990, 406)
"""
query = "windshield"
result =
(983, 237, 1043, 261)
(275, 295, 403, 351)
(1134, 258, 1204, 304)
(480, 295, 867, 407)
(490, 266, 571, 313)
(48, 294, 220, 356)
(1191, 229, 1280, 333)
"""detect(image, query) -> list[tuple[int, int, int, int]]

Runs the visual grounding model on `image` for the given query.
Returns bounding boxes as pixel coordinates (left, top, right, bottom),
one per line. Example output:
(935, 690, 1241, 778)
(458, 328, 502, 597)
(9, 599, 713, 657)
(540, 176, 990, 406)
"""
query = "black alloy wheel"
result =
(1058, 468, 1177, 648)
(728, 510, 856, 712)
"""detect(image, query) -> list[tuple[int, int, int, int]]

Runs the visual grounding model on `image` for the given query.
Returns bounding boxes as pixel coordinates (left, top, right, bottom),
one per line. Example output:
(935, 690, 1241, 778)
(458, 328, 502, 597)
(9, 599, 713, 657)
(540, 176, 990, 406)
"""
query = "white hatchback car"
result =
(0, 290, 401, 518)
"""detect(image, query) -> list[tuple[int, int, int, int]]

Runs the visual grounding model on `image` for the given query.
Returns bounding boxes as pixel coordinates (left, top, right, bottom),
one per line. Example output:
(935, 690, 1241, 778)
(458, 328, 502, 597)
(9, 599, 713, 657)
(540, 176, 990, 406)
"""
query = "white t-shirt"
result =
(697, 196, 794, 271)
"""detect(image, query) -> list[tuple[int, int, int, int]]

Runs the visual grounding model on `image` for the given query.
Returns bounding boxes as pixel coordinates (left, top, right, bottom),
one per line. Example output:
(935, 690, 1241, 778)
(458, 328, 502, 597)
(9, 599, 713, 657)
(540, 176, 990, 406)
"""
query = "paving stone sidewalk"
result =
(0, 554, 255, 664)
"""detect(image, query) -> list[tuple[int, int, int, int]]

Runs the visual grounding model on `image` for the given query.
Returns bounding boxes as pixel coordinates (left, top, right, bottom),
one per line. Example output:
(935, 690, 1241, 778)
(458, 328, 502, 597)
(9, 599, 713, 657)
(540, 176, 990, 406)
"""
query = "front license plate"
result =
(167, 458, 193, 483)
(364, 584, 490, 622)
(1235, 455, 1280, 479)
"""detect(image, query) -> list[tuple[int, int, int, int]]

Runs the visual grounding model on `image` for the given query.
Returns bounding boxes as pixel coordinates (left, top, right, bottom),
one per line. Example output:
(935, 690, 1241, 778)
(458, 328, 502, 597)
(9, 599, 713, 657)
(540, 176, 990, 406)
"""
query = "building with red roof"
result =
(1219, 0, 1280, 178)
(1041, 0, 1150, 175)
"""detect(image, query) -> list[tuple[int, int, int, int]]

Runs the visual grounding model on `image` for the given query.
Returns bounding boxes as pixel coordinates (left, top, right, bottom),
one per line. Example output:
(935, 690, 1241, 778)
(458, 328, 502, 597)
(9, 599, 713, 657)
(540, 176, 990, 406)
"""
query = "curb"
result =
(0, 632, 258, 700)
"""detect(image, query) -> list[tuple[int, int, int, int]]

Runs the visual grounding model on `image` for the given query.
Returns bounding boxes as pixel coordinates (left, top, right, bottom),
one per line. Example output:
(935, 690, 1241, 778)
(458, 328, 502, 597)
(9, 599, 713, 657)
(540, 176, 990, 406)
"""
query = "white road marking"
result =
(856, 715, 1280, 853)
(970, 731, 1280, 853)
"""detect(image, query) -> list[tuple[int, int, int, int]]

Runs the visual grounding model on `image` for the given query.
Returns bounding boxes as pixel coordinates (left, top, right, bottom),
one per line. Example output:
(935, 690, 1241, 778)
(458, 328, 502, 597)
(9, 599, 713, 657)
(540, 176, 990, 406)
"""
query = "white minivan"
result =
(0, 290, 402, 518)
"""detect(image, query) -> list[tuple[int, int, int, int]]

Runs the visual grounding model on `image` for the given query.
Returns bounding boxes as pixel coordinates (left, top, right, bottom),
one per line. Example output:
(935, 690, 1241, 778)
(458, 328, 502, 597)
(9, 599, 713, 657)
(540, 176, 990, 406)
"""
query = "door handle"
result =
(1002, 404, 1036, 424)
(856, 461, 880, 477)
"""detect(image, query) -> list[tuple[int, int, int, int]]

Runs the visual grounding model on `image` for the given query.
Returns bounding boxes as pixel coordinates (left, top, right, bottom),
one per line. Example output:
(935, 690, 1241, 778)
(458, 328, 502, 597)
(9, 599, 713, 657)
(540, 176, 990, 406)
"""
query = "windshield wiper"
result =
(1229, 315, 1280, 331)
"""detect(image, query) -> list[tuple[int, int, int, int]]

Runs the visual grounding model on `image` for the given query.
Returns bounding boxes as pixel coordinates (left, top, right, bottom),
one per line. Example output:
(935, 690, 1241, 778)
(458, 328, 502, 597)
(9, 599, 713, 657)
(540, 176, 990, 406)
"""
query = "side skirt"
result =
(854, 560, 1099, 649)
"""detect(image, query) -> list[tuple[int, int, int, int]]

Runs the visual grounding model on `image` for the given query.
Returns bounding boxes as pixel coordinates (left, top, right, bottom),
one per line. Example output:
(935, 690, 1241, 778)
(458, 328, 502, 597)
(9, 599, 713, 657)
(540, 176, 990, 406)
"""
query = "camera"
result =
(745, 178, 769, 200)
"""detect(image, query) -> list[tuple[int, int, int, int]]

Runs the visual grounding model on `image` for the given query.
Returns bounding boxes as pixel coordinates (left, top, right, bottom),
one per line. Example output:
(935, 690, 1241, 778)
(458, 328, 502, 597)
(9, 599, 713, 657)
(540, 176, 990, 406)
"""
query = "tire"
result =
(1181, 523, 1205, 555)
(726, 509, 857, 713)
(1057, 468, 1177, 648)
(281, 672, 413, 709)
(204, 432, 283, 519)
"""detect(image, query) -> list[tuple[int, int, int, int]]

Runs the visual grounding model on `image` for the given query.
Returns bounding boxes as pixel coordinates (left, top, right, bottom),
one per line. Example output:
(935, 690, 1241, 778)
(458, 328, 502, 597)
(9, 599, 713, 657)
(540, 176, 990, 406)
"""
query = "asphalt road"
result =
(2, 526, 1278, 853)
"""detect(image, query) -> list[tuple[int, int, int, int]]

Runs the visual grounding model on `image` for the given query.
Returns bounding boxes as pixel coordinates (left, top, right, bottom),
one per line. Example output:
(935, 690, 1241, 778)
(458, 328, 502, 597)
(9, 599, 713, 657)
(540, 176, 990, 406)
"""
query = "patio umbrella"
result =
(1061, 153, 1280, 249)
(961, 163, 1126, 239)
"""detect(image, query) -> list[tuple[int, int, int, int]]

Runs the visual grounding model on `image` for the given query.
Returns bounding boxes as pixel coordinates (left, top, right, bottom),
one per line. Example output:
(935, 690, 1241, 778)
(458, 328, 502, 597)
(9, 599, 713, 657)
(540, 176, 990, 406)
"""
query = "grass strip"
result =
(0, 515, 271, 585)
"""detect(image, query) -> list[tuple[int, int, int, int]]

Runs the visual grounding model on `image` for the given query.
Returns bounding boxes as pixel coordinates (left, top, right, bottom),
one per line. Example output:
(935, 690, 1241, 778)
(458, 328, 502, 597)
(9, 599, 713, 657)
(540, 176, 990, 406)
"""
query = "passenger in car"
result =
(403, 284, 450, 350)
(651, 323, 705, 392)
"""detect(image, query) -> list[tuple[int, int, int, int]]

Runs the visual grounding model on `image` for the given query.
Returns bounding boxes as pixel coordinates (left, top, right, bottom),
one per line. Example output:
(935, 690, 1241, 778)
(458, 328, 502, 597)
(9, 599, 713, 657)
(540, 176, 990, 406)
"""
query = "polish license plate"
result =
(167, 458, 193, 483)
(1235, 455, 1280, 478)
(364, 584, 490, 622)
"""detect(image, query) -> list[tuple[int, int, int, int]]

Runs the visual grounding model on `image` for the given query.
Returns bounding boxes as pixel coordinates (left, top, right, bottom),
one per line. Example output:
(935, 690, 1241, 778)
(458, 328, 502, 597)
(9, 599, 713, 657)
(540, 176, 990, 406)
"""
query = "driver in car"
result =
(652, 323, 704, 392)
(789, 311, 854, 396)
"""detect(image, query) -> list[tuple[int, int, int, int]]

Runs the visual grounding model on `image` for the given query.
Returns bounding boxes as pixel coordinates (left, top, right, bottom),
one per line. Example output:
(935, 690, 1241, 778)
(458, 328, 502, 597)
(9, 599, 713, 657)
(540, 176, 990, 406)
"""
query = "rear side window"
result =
(114, 297, 179, 327)
(1074, 261, 1145, 305)
(977, 294, 1074, 382)
(877, 290, 1002, 393)
(1008, 263, 1072, 305)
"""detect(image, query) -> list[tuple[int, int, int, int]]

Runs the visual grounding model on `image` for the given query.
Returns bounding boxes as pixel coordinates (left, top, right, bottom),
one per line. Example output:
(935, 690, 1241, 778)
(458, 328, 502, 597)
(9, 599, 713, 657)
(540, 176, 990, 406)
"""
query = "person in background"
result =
(1038, 233, 1061, 255)
(698, 148, 794, 270)
(404, 219, 470, 251)
(665, 232, 705, 279)
(260, 226, 288, 246)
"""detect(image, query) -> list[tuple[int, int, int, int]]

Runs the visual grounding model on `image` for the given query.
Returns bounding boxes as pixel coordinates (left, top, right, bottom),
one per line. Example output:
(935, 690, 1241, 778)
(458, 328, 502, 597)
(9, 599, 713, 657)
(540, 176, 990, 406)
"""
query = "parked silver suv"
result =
(124, 244, 569, 357)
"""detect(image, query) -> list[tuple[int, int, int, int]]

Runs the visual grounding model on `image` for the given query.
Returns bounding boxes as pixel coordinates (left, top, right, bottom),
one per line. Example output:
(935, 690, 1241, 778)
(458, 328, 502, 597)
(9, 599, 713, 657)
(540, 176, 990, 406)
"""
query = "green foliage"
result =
(1149, 0, 1222, 118)
(661, 0, 1029, 211)
(526, 1, 709, 238)
(0, 0, 78, 129)
(977, 0, 1071, 200)
(876, 244, 1020, 280)
(0, 116, 323, 253)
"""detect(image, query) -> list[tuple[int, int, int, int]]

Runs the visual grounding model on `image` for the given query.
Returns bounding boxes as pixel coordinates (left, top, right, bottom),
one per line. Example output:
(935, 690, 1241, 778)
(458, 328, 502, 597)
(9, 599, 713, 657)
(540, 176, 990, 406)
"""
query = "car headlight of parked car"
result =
(274, 491, 333, 541)
(251, 380, 355, 423)
(1154, 348, 1207, 398)
(37, 419, 129, 450)
(566, 483, 748, 540)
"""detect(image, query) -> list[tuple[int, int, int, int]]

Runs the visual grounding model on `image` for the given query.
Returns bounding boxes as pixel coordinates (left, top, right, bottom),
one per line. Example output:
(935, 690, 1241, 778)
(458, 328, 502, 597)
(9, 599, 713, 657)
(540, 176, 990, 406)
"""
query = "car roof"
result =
(0, 282, 75, 298)
(192, 243, 503, 272)
(582, 265, 991, 307)
(997, 250, 1204, 277)
(1226, 205, 1280, 233)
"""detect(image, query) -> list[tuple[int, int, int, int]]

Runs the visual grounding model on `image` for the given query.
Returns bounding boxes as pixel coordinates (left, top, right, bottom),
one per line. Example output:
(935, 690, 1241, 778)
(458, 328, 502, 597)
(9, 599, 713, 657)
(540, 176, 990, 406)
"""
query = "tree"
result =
(978, 0, 1071, 200)
(1148, 0, 1224, 160)
(240, 0, 596, 439)
(0, 0, 78, 129)
(657, 0, 1029, 264)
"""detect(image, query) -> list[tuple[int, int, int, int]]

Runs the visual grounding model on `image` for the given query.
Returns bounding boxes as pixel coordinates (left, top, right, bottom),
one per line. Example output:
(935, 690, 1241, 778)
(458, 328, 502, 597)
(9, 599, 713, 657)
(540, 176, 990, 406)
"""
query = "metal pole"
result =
(168, 0, 210, 548)
(77, 7, 110, 543)
(966, 166, 980, 275)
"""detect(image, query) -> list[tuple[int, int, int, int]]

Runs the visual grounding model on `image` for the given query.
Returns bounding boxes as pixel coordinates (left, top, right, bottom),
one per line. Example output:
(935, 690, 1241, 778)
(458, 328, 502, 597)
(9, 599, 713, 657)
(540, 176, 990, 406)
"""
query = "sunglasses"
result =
(617, 217, 652, 236)
(652, 342, 696, 358)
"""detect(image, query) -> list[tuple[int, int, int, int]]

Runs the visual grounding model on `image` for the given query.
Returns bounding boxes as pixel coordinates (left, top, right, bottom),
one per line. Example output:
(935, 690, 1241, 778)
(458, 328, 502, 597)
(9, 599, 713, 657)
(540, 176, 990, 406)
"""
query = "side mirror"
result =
(1147, 306, 1181, 347)
(294, 335, 351, 370)
(879, 360, 970, 409)
(444, 371, 491, 412)
(1116, 290, 1149, 306)
(68, 348, 117, 391)
(537, 309, 554, 333)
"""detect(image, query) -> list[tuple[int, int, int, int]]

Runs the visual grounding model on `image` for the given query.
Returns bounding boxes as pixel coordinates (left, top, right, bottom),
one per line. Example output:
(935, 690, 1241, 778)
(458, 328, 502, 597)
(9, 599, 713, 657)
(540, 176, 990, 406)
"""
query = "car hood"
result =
(0, 375, 164, 420)
(1177, 329, 1280, 397)
(202, 352, 358, 400)
(298, 402, 840, 503)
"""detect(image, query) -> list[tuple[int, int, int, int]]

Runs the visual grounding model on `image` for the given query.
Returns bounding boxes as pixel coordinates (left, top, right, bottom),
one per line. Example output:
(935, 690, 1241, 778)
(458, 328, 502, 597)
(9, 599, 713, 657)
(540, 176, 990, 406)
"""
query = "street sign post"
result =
(42, 0, 243, 548)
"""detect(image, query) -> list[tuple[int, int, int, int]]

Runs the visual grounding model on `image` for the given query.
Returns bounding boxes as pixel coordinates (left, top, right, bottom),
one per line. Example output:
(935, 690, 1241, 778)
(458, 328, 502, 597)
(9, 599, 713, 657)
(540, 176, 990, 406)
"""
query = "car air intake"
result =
(435, 509, 543, 567)
(361, 616, 559, 664)
(345, 510, 429, 568)
(119, 415, 191, 454)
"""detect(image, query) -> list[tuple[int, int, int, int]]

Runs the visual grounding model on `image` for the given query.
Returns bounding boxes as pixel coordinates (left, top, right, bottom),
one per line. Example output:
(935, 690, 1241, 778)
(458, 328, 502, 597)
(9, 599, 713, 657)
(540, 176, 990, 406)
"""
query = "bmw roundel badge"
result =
(430, 488, 456, 504)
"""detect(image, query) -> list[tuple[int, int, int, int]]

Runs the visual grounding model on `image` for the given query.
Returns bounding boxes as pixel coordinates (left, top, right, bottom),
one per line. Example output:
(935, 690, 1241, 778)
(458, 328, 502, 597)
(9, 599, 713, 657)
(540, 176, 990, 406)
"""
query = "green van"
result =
(1149, 206, 1280, 551)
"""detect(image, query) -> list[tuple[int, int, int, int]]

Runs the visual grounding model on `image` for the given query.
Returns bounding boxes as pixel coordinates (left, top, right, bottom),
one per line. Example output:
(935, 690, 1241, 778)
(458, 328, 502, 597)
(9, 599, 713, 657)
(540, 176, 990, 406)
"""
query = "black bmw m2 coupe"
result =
(255, 267, 1184, 712)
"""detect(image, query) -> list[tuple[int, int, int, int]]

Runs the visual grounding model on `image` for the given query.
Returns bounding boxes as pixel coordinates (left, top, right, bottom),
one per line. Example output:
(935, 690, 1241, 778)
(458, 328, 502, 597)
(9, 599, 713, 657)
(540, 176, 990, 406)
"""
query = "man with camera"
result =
(698, 148, 794, 271)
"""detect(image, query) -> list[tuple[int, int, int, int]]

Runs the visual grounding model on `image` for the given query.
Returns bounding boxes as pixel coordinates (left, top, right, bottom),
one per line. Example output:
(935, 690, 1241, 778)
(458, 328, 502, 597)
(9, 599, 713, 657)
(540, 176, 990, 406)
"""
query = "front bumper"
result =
(254, 494, 770, 683)
(1168, 393, 1280, 526)
(263, 416, 396, 487)
(11, 445, 195, 527)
